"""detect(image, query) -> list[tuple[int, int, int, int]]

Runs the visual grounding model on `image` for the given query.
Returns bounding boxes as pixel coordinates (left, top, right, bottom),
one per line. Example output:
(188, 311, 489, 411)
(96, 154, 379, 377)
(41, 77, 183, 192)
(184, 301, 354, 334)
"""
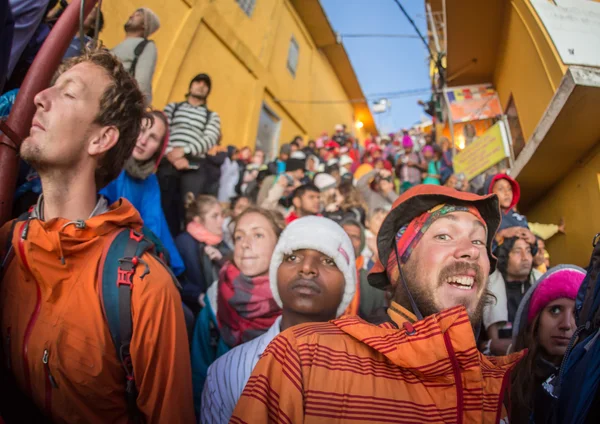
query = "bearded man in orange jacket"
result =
(0, 50, 194, 423)
(232, 185, 525, 423)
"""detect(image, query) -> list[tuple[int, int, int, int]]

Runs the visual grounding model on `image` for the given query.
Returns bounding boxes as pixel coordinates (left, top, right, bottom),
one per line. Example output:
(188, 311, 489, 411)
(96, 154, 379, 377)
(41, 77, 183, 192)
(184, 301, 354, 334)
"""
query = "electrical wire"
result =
(391, 0, 437, 63)
(391, 0, 446, 87)
(340, 33, 420, 39)
(273, 88, 431, 105)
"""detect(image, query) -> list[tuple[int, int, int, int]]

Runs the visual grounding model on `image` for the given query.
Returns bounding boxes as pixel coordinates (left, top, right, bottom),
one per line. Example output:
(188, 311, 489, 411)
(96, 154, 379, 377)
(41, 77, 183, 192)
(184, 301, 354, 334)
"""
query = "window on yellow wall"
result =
(287, 36, 299, 77)
(506, 95, 526, 159)
(236, 0, 256, 17)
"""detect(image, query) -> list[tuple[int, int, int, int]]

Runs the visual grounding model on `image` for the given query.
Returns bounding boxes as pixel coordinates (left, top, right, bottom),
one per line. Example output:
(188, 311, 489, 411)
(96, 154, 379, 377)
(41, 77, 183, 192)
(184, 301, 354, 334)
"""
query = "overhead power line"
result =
(339, 33, 420, 39)
(391, 0, 437, 62)
(273, 88, 431, 105)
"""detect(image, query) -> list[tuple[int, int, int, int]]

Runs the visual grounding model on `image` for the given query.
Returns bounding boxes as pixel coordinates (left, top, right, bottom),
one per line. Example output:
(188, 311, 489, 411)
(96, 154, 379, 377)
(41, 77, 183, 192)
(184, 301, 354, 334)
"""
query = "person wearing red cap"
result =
(483, 173, 536, 246)
(231, 185, 525, 423)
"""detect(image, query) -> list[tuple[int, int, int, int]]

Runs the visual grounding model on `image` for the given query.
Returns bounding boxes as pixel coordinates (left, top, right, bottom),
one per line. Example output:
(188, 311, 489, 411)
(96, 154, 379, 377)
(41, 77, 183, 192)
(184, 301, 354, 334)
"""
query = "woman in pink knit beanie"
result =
(509, 264, 586, 424)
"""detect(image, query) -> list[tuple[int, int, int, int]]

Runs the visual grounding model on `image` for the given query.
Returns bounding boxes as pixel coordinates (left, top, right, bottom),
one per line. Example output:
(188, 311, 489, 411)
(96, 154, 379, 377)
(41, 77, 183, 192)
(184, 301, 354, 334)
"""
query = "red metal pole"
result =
(0, 0, 98, 226)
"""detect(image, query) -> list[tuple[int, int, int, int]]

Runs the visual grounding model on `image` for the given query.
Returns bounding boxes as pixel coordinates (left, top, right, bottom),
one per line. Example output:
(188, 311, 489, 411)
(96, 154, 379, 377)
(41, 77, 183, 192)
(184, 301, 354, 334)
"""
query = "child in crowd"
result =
(176, 194, 231, 314)
(484, 173, 537, 247)
(485, 173, 564, 250)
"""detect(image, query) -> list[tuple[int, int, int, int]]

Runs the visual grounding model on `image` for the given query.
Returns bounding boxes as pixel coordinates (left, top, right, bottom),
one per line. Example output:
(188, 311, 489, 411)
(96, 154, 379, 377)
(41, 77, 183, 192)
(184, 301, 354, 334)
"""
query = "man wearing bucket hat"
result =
(231, 185, 525, 423)
(202, 216, 356, 423)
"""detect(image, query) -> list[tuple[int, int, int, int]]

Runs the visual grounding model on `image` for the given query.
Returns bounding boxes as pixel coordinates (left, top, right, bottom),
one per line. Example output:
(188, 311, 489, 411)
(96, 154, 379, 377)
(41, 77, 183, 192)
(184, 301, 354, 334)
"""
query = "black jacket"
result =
(175, 232, 231, 312)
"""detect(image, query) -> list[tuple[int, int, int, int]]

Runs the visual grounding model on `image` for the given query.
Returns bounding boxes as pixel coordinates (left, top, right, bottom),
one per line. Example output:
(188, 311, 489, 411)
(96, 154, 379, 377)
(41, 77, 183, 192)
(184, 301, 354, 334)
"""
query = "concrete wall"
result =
(525, 147, 600, 267)
(100, 0, 362, 151)
(494, 1, 599, 267)
(493, 0, 566, 142)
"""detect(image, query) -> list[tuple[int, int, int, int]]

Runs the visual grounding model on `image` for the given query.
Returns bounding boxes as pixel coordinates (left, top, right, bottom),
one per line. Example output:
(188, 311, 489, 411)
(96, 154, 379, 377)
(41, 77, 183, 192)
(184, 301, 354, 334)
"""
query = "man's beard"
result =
(124, 22, 141, 33)
(398, 258, 488, 327)
(20, 140, 49, 173)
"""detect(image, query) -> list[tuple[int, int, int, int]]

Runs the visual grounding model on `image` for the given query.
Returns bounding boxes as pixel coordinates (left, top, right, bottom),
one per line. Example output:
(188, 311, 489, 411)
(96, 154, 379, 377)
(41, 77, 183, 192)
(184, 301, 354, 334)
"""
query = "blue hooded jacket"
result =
(101, 171, 185, 276)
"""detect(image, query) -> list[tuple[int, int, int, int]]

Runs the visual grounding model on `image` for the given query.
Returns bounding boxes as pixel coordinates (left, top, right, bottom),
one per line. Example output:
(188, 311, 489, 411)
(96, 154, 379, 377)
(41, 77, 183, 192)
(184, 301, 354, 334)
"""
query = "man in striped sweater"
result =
(232, 185, 526, 423)
(163, 73, 221, 200)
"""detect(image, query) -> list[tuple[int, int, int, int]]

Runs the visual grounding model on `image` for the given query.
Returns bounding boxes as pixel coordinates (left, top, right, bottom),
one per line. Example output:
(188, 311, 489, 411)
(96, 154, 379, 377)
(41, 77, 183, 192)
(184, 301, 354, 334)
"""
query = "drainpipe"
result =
(0, 0, 98, 226)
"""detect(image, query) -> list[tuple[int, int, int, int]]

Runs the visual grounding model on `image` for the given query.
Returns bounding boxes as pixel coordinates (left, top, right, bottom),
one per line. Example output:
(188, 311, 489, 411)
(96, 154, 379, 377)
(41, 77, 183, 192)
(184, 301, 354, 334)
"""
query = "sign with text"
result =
(444, 84, 503, 124)
(453, 121, 511, 181)
(532, 0, 600, 68)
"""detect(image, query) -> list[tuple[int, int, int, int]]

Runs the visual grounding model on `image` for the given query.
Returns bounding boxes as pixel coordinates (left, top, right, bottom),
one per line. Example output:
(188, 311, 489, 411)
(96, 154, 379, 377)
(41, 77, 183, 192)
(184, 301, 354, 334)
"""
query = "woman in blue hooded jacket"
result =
(101, 110, 185, 276)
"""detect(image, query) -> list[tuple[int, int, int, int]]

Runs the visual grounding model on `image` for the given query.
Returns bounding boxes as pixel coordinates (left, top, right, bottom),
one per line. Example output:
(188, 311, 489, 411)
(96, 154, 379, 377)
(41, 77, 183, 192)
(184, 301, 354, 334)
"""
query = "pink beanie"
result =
(422, 145, 434, 155)
(527, 266, 586, 324)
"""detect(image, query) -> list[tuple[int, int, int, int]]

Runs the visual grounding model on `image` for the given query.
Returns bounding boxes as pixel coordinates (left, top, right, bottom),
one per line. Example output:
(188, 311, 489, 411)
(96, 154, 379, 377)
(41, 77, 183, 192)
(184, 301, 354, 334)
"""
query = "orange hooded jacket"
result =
(0, 198, 194, 423)
(231, 302, 525, 423)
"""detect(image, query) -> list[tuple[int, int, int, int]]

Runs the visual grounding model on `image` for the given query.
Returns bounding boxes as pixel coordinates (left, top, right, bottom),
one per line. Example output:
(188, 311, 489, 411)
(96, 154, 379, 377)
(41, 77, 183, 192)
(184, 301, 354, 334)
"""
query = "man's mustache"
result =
(437, 262, 484, 288)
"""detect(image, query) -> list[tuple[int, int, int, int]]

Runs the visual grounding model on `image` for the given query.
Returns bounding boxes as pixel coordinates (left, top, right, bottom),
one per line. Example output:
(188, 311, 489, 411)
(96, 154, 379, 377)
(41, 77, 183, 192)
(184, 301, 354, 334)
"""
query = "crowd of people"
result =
(0, 3, 599, 424)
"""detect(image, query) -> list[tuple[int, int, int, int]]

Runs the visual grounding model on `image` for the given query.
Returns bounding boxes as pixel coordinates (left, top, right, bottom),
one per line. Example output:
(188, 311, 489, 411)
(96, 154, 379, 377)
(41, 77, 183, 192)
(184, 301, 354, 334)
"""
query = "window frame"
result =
(287, 35, 299, 78)
(235, 0, 256, 17)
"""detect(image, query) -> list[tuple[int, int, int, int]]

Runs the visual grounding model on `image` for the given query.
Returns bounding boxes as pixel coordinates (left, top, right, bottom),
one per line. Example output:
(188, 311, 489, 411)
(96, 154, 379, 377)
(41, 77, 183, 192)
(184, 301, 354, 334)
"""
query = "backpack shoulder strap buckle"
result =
(129, 229, 144, 243)
(116, 266, 135, 288)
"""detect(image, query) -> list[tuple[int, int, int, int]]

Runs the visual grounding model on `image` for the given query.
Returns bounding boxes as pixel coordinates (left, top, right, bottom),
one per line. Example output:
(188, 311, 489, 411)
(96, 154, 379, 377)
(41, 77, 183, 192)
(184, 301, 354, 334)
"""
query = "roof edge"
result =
(290, 0, 378, 135)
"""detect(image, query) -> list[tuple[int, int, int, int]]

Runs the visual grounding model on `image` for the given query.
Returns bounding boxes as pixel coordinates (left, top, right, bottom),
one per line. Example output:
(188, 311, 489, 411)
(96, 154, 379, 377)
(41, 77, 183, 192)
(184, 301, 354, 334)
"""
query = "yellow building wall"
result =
(170, 22, 261, 148)
(493, 0, 566, 142)
(525, 147, 600, 268)
(212, 0, 280, 65)
(98, 0, 366, 150)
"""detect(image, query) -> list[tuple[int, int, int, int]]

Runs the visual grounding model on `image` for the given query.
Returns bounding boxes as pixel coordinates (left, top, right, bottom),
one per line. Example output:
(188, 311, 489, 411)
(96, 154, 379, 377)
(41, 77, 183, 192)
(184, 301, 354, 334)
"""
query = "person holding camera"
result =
(356, 168, 398, 213)
(257, 151, 306, 214)
(444, 173, 469, 191)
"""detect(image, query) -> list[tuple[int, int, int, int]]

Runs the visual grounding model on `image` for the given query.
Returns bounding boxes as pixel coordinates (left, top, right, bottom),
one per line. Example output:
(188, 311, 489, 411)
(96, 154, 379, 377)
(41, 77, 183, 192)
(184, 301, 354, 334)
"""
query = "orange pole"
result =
(0, 0, 98, 226)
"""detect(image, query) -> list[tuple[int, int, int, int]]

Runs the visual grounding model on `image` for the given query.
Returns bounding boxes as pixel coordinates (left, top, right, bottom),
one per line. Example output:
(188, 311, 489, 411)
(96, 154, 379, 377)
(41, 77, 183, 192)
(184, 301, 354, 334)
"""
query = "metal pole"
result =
(426, 3, 441, 54)
(0, 0, 98, 226)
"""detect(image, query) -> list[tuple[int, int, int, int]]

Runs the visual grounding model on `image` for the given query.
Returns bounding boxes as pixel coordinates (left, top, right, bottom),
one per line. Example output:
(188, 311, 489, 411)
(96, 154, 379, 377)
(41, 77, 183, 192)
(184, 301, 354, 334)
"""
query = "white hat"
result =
(269, 216, 357, 317)
(339, 155, 353, 167)
(313, 173, 337, 192)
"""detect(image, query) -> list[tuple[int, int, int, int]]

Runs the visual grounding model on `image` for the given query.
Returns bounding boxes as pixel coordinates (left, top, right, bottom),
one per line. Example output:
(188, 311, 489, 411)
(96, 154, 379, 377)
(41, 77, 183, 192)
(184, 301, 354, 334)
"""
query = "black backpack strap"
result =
(171, 101, 184, 118)
(129, 39, 151, 77)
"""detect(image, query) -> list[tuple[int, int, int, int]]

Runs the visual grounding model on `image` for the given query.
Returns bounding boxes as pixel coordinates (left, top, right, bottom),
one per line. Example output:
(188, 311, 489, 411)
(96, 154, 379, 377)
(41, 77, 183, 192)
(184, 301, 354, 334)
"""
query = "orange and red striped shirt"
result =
(231, 302, 525, 423)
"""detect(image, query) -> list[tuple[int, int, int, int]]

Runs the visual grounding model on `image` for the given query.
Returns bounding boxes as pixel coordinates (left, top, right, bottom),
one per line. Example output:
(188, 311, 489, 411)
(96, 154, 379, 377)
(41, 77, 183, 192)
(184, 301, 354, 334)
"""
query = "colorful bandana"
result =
(385, 204, 486, 287)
